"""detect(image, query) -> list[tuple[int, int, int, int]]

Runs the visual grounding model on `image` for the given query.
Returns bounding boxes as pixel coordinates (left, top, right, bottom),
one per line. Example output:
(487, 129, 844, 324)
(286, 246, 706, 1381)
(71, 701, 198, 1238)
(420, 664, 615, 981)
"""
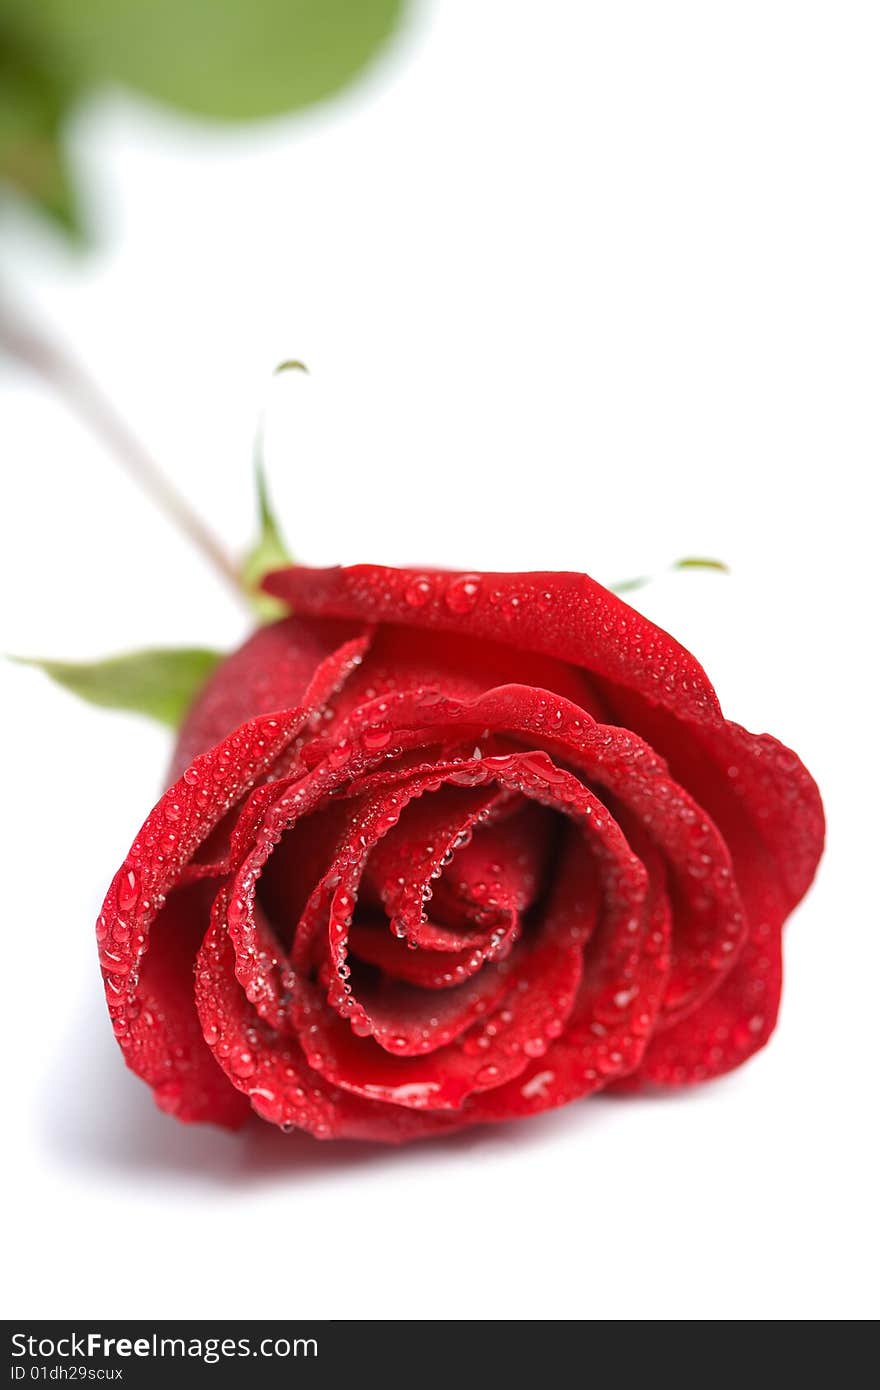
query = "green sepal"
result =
(10, 646, 223, 725)
(671, 557, 730, 574)
(240, 358, 305, 621)
(240, 459, 294, 622)
(610, 556, 729, 595)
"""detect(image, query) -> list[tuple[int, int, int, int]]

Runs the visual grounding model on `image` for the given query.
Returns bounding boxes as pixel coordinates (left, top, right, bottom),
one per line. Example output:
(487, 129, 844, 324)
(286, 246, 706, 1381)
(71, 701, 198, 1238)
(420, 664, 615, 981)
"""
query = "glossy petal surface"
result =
(98, 568, 824, 1141)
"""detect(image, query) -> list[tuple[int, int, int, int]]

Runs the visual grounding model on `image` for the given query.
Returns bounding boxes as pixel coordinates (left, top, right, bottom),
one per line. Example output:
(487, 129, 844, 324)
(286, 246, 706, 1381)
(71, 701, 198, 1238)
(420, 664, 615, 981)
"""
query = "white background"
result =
(1, 1, 877, 1320)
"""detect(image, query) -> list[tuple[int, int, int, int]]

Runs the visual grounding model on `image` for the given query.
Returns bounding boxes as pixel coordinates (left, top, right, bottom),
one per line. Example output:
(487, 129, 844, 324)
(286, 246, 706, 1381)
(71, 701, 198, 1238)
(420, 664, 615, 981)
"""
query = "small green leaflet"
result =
(11, 647, 222, 725)
(610, 556, 730, 595)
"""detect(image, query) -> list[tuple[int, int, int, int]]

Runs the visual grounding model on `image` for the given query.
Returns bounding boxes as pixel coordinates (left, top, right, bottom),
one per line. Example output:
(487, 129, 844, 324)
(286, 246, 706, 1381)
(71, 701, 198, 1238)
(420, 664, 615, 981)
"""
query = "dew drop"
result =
(404, 575, 433, 607)
(328, 739, 352, 768)
(445, 574, 483, 614)
(227, 896, 247, 929)
(230, 1050, 256, 1078)
(363, 725, 392, 750)
(117, 867, 140, 912)
(521, 1069, 555, 1100)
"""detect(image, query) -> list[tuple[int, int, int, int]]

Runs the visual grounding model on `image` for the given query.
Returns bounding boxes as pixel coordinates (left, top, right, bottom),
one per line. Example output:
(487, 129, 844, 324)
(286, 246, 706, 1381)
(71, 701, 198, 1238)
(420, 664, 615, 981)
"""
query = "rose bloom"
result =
(98, 566, 824, 1142)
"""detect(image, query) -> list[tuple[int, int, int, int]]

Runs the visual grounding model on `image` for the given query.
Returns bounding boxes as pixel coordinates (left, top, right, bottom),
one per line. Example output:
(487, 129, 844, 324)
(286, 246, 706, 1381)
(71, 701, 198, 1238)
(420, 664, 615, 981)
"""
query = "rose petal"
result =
(282, 753, 647, 1110)
(97, 628, 372, 1121)
(195, 906, 465, 1142)
(465, 833, 672, 1119)
(289, 777, 520, 1052)
(114, 883, 250, 1128)
(265, 564, 823, 914)
(617, 744, 792, 1085)
(323, 621, 607, 725)
(262, 566, 721, 721)
(314, 683, 747, 1024)
(594, 688, 824, 918)
(171, 616, 370, 776)
(358, 782, 514, 942)
(429, 799, 553, 929)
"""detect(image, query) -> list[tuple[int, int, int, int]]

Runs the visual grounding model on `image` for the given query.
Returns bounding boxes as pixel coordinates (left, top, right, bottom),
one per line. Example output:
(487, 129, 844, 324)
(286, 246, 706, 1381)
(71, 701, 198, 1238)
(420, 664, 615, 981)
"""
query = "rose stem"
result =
(0, 295, 248, 608)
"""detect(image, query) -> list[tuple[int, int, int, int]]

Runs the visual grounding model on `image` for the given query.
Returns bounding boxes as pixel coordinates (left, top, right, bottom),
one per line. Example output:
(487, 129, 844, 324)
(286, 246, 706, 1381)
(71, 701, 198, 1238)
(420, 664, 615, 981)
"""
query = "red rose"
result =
(98, 565, 824, 1142)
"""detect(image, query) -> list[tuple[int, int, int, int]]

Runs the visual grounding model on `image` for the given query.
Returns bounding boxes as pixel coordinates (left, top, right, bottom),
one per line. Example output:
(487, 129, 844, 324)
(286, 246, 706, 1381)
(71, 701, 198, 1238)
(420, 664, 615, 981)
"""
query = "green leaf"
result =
(10, 647, 222, 725)
(17, 0, 407, 120)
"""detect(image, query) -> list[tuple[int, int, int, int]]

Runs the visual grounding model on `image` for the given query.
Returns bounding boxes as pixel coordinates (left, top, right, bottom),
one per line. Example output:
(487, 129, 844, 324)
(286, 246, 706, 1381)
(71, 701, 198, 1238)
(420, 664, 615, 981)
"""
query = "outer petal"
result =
(119, 883, 250, 1128)
(263, 565, 723, 721)
(98, 710, 300, 1126)
(617, 724, 793, 1084)
(264, 565, 824, 913)
(97, 628, 371, 1124)
(171, 615, 369, 777)
(594, 689, 824, 917)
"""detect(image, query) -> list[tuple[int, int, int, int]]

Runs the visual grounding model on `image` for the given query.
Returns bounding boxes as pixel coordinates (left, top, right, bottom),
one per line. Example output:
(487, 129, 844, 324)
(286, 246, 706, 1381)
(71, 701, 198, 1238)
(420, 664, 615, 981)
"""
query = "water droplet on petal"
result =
(328, 739, 352, 768)
(404, 575, 433, 607)
(445, 574, 483, 614)
(117, 867, 140, 912)
(521, 1069, 555, 1100)
(230, 1050, 256, 1078)
(363, 725, 392, 750)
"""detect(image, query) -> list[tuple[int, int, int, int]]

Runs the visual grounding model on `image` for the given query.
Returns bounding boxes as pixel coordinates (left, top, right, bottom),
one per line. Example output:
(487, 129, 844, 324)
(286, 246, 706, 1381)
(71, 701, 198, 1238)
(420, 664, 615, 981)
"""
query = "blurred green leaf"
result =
(0, 13, 84, 237)
(11, 647, 222, 724)
(1, 0, 406, 236)
(7, 0, 406, 120)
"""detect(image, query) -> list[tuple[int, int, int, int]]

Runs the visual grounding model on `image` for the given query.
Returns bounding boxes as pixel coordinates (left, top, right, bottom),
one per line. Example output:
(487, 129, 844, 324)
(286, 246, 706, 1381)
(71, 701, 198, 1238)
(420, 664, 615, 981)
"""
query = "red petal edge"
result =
(96, 565, 824, 1142)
